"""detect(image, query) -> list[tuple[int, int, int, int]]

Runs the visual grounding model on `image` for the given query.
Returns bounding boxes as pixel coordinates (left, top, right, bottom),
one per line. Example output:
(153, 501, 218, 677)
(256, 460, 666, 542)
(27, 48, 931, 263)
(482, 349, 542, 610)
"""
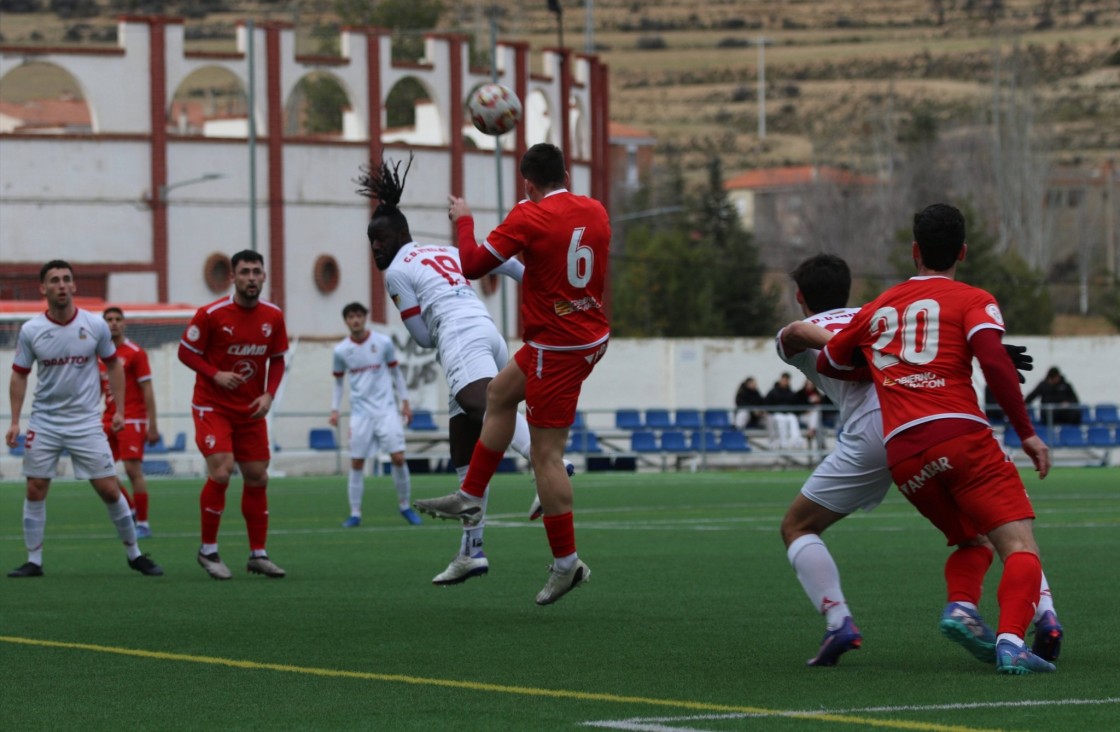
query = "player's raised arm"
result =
(448, 195, 505, 278)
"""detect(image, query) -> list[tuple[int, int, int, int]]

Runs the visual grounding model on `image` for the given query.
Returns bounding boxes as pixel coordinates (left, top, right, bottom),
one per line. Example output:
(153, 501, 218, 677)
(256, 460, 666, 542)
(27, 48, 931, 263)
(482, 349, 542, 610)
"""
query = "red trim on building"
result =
(265, 23, 286, 312)
(557, 48, 572, 166)
(148, 17, 170, 302)
(366, 30, 386, 324)
(596, 60, 612, 320)
(449, 35, 464, 243)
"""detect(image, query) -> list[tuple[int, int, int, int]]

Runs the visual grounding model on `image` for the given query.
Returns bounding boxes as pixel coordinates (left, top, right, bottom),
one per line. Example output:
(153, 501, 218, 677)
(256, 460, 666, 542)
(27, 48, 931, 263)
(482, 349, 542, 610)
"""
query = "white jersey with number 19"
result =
(385, 242, 495, 347)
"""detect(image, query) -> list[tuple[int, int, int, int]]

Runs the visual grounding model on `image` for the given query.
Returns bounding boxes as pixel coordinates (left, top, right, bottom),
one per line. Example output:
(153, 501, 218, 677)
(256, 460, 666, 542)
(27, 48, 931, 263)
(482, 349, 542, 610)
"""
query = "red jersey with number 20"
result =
(821, 276, 1004, 443)
(485, 190, 610, 350)
(180, 296, 289, 414)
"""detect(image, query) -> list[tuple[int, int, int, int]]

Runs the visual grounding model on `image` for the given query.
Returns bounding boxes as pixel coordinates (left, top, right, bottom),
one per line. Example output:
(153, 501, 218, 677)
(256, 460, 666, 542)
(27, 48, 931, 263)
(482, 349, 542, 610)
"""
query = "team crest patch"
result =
(262, 323, 273, 337)
(985, 303, 1004, 326)
(187, 325, 201, 342)
(78, 327, 88, 339)
(205, 434, 216, 449)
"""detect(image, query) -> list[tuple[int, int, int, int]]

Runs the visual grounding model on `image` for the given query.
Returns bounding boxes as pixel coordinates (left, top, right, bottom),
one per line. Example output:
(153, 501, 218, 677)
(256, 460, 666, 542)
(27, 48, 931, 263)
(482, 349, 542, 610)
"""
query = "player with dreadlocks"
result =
(356, 153, 561, 585)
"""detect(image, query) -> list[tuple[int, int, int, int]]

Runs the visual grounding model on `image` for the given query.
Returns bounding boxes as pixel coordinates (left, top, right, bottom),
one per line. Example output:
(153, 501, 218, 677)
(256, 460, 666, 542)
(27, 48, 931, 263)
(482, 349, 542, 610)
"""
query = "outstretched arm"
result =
(448, 196, 505, 278)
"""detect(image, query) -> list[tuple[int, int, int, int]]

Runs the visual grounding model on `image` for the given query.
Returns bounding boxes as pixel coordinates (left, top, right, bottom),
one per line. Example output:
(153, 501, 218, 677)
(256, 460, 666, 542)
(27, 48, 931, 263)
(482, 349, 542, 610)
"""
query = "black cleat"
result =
(8, 561, 44, 578)
(128, 554, 164, 576)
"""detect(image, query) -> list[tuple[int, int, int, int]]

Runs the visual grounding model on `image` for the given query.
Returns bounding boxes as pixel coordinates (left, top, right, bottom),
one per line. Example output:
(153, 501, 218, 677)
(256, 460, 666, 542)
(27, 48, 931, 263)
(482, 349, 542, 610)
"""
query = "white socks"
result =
(22, 499, 46, 566)
(509, 411, 532, 460)
(787, 533, 850, 630)
(391, 462, 411, 510)
(107, 494, 141, 560)
(347, 469, 364, 517)
(458, 466, 488, 556)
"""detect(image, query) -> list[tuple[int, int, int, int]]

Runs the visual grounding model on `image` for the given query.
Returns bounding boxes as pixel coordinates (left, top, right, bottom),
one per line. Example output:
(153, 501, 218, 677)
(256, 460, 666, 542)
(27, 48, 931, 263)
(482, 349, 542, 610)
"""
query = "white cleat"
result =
(246, 555, 286, 578)
(432, 553, 490, 585)
(197, 551, 232, 580)
(535, 559, 591, 605)
(413, 492, 484, 525)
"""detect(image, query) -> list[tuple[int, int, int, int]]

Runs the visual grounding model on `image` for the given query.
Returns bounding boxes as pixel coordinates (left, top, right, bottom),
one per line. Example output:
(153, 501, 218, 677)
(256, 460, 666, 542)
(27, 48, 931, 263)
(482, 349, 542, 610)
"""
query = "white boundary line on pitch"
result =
(583, 697, 1120, 730)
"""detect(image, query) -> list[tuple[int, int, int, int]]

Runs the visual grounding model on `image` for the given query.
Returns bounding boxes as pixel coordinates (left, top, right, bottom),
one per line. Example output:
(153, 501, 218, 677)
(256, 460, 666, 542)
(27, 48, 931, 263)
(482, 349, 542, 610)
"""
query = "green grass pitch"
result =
(2, 467, 1118, 731)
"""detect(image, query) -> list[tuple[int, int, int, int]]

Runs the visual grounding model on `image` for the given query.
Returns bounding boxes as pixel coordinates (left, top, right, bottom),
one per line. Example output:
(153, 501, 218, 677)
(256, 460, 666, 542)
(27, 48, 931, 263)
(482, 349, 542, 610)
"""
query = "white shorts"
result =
(23, 418, 117, 481)
(800, 409, 892, 515)
(349, 412, 406, 459)
(438, 319, 508, 418)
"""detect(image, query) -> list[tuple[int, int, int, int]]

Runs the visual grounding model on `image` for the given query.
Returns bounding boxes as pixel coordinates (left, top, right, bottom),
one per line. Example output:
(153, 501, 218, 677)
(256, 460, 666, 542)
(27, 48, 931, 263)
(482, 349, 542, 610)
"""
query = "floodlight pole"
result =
(247, 19, 258, 252)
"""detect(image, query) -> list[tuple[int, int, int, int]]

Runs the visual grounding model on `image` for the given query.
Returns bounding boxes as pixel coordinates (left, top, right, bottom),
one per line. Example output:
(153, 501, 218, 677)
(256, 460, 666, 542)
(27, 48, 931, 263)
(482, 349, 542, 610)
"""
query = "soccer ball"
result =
(467, 83, 523, 136)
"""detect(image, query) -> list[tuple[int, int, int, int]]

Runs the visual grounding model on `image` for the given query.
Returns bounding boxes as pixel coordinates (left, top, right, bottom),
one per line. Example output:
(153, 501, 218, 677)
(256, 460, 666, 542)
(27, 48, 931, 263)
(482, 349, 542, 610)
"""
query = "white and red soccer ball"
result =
(467, 83, 523, 136)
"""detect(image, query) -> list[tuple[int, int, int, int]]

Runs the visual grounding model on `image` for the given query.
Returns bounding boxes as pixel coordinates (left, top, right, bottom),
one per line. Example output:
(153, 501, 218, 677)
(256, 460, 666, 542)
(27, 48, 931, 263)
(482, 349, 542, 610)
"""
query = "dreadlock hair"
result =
(356, 152, 414, 234)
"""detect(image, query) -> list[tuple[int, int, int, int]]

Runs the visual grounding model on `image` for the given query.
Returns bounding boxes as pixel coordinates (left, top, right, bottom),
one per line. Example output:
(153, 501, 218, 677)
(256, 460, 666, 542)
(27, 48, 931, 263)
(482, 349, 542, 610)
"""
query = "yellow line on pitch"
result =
(0, 635, 995, 732)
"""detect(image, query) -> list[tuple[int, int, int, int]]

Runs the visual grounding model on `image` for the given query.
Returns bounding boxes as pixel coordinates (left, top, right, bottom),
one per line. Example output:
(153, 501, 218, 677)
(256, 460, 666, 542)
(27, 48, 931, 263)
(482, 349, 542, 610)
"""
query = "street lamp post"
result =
(158, 172, 225, 203)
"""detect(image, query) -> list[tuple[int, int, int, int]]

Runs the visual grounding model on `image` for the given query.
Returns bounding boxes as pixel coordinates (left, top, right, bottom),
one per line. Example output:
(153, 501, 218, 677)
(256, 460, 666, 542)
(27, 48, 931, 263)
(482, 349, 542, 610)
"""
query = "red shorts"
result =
(890, 429, 1035, 545)
(104, 421, 148, 462)
(514, 341, 608, 428)
(192, 406, 271, 462)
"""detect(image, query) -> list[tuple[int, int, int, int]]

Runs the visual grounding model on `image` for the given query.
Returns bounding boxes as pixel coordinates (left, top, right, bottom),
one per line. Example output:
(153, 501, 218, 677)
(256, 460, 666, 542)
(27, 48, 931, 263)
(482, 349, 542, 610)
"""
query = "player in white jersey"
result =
(330, 302, 422, 526)
(5, 260, 162, 578)
(358, 155, 555, 586)
(777, 254, 1061, 668)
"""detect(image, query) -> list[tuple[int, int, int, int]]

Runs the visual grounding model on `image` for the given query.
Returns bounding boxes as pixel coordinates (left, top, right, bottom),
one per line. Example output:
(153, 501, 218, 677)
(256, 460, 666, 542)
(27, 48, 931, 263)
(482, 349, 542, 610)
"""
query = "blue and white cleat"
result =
(1031, 610, 1063, 662)
(806, 616, 862, 667)
(400, 507, 423, 525)
(939, 602, 997, 663)
(341, 516, 362, 528)
(136, 523, 153, 539)
(432, 552, 489, 585)
(996, 638, 1056, 674)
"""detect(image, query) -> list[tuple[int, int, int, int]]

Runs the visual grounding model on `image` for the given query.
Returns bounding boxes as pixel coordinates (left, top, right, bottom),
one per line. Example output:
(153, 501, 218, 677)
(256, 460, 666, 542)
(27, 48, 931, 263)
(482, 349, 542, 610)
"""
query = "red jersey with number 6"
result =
(180, 296, 289, 413)
(820, 276, 1004, 443)
(485, 190, 611, 350)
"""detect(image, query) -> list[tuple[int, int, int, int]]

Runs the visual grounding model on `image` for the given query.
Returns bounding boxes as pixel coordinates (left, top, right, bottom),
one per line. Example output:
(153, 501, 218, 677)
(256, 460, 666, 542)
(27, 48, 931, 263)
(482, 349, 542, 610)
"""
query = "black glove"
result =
(1004, 343, 1034, 384)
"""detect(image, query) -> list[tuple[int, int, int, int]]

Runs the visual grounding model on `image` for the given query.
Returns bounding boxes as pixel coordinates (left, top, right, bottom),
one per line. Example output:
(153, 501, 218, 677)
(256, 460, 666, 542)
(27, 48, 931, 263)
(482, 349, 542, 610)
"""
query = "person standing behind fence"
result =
(99, 307, 161, 539)
(414, 142, 611, 606)
(6, 260, 162, 578)
(766, 372, 803, 449)
(330, 302, 421, 528)
(1025, 367, 1081, 425)
(178, 249, 290, 581)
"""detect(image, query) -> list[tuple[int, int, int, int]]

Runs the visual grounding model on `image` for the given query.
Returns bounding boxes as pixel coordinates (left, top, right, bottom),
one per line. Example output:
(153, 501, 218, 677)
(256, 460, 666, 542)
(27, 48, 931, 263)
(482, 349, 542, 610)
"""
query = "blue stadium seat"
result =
(10, 433, 26, 456)
(142, 459, 173, 476)
(309, 428, 339, 451)
(570, 411, 587, 431)
(567, 430, 602, 453)
(147, 436, 168, 454)
(1086, 426, 1116, 447)
(703, 409, 731, 430)
(718, 430, 751, 452)
(616, 409, 643, 430)
(169, 432, 187, 452)
(674, 409, 702, 430)
(1004, 428, 1021, 449)
(410, 410, 438, 431)
(660, 431, 689, 452)
(1035, 426, 1054, 445)
(630, 431, 659, 453)
(1080, 404, 1093, 425)
(1094, 403, 1119, 427)
(689, 430, 720, 452)
(645, 409, 673, 430)
(1058, 425, 1086, 448)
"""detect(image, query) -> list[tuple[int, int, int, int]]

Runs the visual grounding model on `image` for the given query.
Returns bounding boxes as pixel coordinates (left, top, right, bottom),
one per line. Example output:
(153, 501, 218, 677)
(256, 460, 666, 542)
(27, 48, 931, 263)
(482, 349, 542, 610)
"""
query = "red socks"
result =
(200, 478, 228, 544)
(997, 551, 1042, 637)
(134, 492, 149, 522)
(944, 544, 994, 605)
(542, 512, 576, 558)
(241, 484, 269, 552)
(460, 442, 505, 499)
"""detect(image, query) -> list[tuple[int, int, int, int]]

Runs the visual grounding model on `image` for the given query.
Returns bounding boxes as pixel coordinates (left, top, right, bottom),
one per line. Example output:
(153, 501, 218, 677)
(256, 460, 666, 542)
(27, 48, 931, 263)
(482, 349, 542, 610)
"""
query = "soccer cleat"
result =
(996, 638, 1057, 674)
(7, 562, 44, 578)
(341, 516, 362, 528)
(528, 461, 576, 520)
(246, 555, 286, 578)
(128, 554, 164, 576)
(1031, 610, 1063, 662)
(413, 492, 483, 524)
(400, 507, 423, 525)
(197, 551, 233, 580)
(806, 616, 863, 667)
(432, 552, 490, 585)
(136, 524, 153, 539)
(535, 559, 591, 605)
(939, 602, 997, 663)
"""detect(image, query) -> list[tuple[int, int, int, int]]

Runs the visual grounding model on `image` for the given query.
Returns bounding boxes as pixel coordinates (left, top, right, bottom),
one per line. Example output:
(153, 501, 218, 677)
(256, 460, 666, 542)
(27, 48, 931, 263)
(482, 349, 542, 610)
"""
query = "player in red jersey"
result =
(99, 307, 161, 538)
(820, 203, 1057, 674)
(414, 142, 611, 605)
(178, 250, 290, 580)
